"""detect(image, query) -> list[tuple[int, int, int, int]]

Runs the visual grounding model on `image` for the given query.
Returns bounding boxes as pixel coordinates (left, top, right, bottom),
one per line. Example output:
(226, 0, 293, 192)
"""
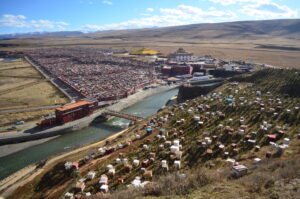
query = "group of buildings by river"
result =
(0, 46, 260, 187)
(4, 47, 257, 129)
(157, 48, 255, 81)
(38, 99, 97, 128)
(25, 48, 155, 102)
(21, 47, 256, 105)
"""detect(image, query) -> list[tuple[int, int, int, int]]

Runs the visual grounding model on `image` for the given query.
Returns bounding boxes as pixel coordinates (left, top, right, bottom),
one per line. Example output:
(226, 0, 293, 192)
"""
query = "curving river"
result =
(0, 88, 178, 180)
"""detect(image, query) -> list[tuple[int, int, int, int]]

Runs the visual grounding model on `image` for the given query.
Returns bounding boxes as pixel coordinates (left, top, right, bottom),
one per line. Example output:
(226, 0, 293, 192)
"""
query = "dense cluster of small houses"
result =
(62, 81, 299, 198)
(25, 47, 155, 102)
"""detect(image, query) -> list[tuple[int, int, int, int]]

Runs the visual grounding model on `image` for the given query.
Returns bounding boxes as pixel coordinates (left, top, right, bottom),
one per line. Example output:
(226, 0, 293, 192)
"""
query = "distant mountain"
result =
(0, 31, 84, 40)
(1, 19, 299, 41)
(90, 19, 300, 41)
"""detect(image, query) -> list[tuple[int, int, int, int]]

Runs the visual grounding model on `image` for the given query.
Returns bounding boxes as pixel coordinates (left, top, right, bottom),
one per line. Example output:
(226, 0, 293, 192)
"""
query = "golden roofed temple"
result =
(130, 48, 160, 56)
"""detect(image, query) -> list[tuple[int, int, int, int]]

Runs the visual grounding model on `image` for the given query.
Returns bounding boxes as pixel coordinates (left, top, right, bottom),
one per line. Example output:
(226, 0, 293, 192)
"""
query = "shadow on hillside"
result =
(35, 162, 72, 194)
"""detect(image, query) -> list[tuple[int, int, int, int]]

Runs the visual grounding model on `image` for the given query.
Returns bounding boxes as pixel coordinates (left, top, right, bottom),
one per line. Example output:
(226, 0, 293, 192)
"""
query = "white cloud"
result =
(102, 0, 112, 5)
(241, 2, 298, 18)
(82, 4, 237, 32)
(209, 0, 298, 19)
(210, 0, 271, 6)
(0, 14, 69, 30)
(146, 8, 154, 12)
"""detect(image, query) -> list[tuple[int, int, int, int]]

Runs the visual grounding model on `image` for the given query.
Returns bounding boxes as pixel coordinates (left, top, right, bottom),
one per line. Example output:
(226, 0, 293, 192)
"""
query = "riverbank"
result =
(0, 136, 58, 158)
(104, 84, 178, 112)
(0, 85, 173, 156)
(0, 84, 177, 148)
(0, 86, 178, 184)
(0, 128, 129, 198)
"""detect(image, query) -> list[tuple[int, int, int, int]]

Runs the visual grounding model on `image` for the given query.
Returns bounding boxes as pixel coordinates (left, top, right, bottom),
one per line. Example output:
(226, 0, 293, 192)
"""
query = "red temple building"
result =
(55, 100, 96, 124)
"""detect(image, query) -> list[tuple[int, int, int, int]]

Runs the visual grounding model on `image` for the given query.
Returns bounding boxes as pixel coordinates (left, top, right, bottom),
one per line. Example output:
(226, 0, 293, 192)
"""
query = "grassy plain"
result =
(1, 37, 299, 68)
(0, 58, 68, 127)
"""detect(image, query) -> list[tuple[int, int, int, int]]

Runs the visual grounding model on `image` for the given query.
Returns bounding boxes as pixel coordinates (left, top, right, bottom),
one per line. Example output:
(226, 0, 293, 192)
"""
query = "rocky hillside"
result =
(8, 68, 300, 199)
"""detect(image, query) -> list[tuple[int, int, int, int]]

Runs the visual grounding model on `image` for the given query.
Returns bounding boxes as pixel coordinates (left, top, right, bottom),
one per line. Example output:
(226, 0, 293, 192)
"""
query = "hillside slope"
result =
(91, 19, 300, 41)
(6, 68, 300, 199)
(1, 19, 300, 69)
(1, 19, 300, 41)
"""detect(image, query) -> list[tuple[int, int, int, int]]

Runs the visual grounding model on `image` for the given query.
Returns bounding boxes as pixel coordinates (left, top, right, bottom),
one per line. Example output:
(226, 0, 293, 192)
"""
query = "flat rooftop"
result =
(56, 100, 93, 112)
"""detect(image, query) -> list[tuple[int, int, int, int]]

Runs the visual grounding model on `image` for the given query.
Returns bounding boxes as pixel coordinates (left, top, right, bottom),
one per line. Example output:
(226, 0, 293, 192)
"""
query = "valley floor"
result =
(2, 68, 299, 199)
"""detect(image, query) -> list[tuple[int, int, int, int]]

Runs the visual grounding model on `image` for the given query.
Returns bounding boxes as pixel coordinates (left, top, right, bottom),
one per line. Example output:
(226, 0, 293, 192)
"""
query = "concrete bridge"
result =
(102, 109, 144, 122)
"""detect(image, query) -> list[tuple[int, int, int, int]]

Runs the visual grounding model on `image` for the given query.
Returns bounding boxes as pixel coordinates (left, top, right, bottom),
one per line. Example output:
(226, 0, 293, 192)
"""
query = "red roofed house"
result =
(72, 162, 79, 170)
(267, 134, 277, 141)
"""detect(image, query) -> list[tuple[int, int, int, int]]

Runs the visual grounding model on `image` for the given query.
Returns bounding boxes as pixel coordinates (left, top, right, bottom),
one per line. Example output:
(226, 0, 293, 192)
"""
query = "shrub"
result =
(96, 168, 213, 199)
(147, 168, 212, 196)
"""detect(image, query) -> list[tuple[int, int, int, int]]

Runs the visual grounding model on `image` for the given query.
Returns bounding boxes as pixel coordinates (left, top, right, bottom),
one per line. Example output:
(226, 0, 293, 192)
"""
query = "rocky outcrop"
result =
(177, 83, 223, 102)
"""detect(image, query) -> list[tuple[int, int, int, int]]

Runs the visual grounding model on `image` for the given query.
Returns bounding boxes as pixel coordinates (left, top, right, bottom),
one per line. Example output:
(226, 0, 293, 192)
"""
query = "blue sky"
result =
(0, 0, 299, 34)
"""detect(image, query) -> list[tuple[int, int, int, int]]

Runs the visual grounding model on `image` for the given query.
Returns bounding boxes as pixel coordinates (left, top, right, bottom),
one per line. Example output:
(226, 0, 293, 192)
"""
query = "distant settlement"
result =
(15, 47, 256, 127)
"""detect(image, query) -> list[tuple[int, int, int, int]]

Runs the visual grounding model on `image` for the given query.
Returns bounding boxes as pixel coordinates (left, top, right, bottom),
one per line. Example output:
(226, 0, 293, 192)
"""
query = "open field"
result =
(1, 38, 300, 68)
(1, 19, 300, 68)
(0, 110, 54, 130)
(0, 58, 68, 127)
(139, 40, 300, 68)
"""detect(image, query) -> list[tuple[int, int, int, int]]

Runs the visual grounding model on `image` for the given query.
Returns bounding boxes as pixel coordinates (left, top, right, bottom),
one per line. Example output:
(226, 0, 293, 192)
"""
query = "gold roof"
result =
(130, 48, 160, 55)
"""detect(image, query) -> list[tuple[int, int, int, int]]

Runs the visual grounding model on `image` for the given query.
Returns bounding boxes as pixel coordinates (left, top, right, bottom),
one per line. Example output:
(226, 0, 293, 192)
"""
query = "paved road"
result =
(0, 105, 61, 114)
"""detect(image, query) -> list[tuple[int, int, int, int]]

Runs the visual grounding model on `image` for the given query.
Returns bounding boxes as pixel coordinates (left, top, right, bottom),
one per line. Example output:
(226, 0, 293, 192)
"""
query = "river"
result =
(0, 88, 178, 180)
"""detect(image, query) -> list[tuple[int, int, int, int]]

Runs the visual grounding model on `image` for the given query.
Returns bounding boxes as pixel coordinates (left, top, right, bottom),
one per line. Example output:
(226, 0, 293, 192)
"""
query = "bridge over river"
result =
(0, 86, 179, 181)
(102, 109, 144, 122)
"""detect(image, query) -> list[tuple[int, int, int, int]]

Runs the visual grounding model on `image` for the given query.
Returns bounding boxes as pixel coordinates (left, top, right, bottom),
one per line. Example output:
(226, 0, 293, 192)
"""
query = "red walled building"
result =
(37, 116, 56, 128)
(55, 100, 96, 124)
(171, 65, 193, 76)
(161, 66, 172, 76)
(162, 65, 193, 76)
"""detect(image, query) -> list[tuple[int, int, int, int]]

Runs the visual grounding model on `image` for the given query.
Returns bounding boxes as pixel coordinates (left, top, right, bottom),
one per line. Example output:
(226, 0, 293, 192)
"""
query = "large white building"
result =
(168, 48, 196, 62)
(224, 64, 239, 71)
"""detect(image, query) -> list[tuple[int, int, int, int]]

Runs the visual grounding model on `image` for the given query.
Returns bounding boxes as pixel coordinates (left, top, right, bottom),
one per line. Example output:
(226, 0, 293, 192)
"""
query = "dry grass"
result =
(91, 167, 213, 199)
(0, 81, 67, 109)
(0, 109, 54, 127)
(10, 68, 300, 199)
(102, 153, 300, 199)
(0, 58, 68, 126)
(1, 36, 300, 68)
(152, 44, 300, 68)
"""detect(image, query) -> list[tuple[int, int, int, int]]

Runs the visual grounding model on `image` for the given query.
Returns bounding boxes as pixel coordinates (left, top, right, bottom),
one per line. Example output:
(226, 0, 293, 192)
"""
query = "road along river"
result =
(0, 88, 178, 180)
